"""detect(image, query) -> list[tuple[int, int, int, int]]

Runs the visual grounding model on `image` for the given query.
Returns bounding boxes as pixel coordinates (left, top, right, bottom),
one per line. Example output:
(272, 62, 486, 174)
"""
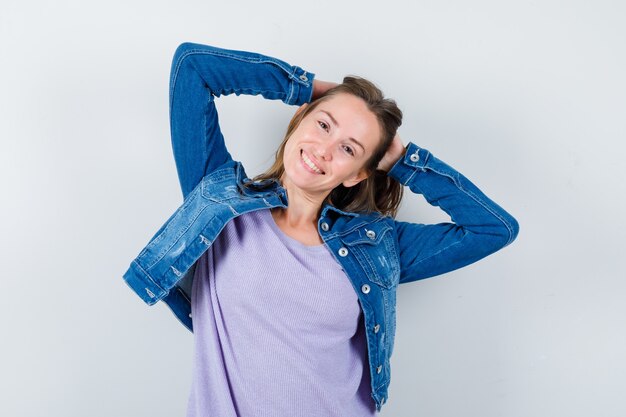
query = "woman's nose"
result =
(314, 142, 333, 161)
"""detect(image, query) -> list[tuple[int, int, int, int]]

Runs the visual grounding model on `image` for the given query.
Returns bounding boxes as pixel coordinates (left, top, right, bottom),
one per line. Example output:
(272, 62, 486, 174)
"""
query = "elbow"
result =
(468, 216, 518, 262)
(173, 42, 199, 63)
(472, 210, 519, 253)
(509, 215, 520, 245)
(493, 211, 520, 249)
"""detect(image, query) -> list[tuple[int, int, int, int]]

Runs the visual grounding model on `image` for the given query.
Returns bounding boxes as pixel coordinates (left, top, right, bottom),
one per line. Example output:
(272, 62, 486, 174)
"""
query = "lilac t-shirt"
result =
(186, 209, 376, 417)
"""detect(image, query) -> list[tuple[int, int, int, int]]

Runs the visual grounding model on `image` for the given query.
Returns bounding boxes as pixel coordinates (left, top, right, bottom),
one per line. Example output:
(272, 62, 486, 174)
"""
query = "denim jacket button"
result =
(338, 247, 349, 257)
(321, 222, 329, 232)
(376, 365, 383, 374)
(373, 324, 380, 333)
(299, 74, 308, 82)
(410, 152, 420, 162)
(366, 230, 376, 239)
(361, 284, 371, 294)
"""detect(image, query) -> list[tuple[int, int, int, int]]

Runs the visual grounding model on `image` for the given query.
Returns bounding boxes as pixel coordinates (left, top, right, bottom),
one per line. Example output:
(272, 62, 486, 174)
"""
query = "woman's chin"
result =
(282, 170, 334, 197)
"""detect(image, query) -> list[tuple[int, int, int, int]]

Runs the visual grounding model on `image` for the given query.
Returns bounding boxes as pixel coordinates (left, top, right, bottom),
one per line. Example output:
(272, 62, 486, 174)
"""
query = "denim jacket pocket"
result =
(340, 222, 400, 289)
(200, 166, 237, 198)
(200, 163, 278, 202)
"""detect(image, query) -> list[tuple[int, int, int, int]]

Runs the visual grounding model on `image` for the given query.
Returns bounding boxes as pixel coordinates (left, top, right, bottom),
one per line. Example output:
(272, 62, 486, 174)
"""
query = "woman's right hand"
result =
(312, 79, 338, 100)
(377, 133, 406, 172)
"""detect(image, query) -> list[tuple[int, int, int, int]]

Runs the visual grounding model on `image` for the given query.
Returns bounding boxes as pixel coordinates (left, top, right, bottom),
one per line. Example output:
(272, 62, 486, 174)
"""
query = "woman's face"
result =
(282, 93, 382, 197)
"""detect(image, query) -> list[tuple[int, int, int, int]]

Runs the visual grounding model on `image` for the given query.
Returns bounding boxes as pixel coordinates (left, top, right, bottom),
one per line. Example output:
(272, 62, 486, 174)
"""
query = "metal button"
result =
(366, 230, 376, 239)
(299, 74, 308, 82)
(410, 152, 420, 162)
(338, 247, 349, 257)
(373, 324, 380, 333)
(321, 222, 329, 232)
(188, 313, 192, 318)
(376, 365, 382, 374)
(361, 284, 371, 294)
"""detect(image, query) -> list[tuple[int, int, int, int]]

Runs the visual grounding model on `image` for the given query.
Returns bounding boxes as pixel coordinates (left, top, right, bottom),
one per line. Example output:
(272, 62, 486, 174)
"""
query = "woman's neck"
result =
(270, 178, 327, 245)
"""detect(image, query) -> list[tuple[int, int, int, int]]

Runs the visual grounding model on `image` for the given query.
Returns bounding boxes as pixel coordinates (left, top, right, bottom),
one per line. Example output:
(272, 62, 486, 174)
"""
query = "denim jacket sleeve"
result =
(387, 142, 519, 284)
(169, 42, 315, 199)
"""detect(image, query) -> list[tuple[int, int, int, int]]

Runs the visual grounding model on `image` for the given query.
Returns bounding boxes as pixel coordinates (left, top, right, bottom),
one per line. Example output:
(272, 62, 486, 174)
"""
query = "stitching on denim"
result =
(332, 248, 370, 304)
(404, 164, 419, 184)
(381, 288, 392, 368)
(132, 260, 166, 293)
(177, 286, 191, 303)
(286, 66, 296, 103)
(146, 201, 210, 270)
(202, 170, 237, 185)
(341, 230, 397, 289)
(140, 187, 197, 251)
(329, 240, 389, 395)
(371, 289, 390, 391)
(329, 217, 389, 240)
(380, 283, 389, 331)
(182, 49, 295, 79)
(353, 246, 382, 286)
(457, 178, 516, 246)
(346, 285, 383, 395)
(375, 377, 390, 390)
(426, 166, 516, 246)
(287, 82, 295, 104)
(171, 48, 306, 112)
(143, 189, 201, 269)
(383, 234, 401, 279)
(342, 223, 393, 246)
(410, 238, 465, 268)
(227, 203, 239, 216)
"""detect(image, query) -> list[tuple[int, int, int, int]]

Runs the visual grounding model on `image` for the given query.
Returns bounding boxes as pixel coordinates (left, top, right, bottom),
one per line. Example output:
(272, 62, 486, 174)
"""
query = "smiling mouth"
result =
(301, 150, 325, 174)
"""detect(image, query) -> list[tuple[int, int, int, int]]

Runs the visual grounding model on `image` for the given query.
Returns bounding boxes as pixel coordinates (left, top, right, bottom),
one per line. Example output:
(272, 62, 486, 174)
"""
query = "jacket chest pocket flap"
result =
(340, 223, 400, 289)
(201, 172, 275, 203)
(201, 173, 255, 203)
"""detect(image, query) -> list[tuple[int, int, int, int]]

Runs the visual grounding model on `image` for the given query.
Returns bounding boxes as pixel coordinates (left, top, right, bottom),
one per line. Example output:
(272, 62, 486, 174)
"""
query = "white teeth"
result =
(302, 152, 323, 174)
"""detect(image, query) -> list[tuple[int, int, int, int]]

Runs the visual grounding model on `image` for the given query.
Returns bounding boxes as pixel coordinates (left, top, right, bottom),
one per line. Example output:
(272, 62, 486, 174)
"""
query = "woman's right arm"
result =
(385, 135, 519, 284)
(168, 42, 315, 199)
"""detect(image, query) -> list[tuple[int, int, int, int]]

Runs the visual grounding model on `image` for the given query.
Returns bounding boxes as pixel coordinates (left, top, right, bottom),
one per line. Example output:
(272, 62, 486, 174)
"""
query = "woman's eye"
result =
(343, 145, 354, 156)
(318, 121, 329, 131)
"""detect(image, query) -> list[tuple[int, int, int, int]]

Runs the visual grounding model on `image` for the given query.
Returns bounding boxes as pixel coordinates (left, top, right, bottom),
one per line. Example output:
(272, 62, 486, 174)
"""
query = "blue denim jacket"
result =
(122, 42, 519, 411)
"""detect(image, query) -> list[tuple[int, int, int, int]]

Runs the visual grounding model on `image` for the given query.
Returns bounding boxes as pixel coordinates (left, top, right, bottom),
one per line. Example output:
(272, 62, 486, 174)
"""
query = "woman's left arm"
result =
(382, 135, 520, 284)
(169, 42, 315, 199)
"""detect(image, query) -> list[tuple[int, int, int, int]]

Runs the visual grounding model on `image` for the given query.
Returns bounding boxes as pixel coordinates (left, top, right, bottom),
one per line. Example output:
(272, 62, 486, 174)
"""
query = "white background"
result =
(1, 1, 625, 416)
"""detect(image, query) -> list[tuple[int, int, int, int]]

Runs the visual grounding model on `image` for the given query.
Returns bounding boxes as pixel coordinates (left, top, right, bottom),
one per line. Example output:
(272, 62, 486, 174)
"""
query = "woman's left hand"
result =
(377, 133, 406, 172)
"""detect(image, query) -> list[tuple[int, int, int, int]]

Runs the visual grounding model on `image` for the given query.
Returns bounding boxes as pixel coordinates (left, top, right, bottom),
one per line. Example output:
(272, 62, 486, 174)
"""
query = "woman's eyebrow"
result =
(319, 110, 365, 152)
(320, 110, 340, 127)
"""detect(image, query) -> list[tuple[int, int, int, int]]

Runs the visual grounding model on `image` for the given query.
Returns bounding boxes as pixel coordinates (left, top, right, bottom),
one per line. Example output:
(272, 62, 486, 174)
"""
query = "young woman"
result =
(123, 42, 519, 416)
